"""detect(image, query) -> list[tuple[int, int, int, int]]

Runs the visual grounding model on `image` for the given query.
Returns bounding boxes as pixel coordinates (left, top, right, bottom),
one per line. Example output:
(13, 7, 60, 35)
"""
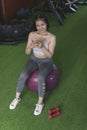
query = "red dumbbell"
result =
(49, 111, 60, 119)
(48, 107, 60, 115)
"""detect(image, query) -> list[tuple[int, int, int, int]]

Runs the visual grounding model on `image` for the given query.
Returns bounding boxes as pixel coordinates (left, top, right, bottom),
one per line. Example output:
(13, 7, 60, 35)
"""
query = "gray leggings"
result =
(16, 56, 53, 97)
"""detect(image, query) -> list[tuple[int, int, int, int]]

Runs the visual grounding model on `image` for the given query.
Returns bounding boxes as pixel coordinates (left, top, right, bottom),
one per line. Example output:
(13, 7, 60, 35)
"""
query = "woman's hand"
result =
(30, 43, 36, 48)
(32, 41, 43, 48)
(35, 42, 43, 48)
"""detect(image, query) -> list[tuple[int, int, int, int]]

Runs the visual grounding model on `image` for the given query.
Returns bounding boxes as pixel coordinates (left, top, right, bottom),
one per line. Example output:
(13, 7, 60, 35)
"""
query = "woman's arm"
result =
(25, 33, 32, 55)
(41, 35, 56, 58)
(25, 32, 36, 55)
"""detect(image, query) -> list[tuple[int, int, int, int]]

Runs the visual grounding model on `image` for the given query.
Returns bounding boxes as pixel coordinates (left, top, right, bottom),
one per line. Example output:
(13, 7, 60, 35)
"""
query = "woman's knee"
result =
(19, 72, 28, 81)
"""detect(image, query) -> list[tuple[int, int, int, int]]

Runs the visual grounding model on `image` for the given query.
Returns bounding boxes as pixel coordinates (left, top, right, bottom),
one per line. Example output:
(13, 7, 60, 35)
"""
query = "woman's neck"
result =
(36, 31, 48, 36)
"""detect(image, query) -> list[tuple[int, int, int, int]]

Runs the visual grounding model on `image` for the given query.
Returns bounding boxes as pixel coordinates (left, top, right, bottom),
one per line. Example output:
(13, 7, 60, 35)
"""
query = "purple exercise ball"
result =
(27, 65, 59, 92)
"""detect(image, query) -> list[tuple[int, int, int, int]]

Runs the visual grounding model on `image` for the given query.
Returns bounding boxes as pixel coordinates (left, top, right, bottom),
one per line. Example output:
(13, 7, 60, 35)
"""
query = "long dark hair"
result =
(31, 13, 50, 31)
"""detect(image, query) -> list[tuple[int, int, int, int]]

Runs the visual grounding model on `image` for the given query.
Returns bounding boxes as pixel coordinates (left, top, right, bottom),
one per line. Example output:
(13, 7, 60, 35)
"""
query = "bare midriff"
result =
(33, 53, 47, 59)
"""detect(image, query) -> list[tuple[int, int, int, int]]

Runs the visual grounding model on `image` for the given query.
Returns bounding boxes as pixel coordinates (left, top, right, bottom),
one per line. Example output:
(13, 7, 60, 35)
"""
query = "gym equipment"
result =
(49, 111, 60, 119)
(27, 65, 59, 92)
(48, 106, 60, 114)
(76, 0, 87, 5)
(44, 0, 65, 25)
(0, 21, 31, 45)
(63, 0, 78, 12)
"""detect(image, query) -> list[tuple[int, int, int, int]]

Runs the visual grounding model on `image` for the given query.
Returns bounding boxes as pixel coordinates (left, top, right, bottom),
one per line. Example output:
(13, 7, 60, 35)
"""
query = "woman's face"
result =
(35, 20, 47, 34)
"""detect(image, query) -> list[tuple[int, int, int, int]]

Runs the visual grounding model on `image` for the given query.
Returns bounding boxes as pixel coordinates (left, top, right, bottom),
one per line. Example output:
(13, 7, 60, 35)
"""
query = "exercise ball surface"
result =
(27, 65, 59, 92)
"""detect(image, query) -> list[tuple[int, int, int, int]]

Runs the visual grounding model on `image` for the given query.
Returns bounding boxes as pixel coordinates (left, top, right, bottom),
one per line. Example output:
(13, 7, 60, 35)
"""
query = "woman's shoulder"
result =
(29, 31, 35, 36)
(48, 32, 56, 39)
(28, 31, 36, 39)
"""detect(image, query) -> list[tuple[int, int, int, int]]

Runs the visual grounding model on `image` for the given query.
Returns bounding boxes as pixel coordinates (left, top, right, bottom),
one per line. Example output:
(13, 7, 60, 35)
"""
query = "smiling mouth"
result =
(40, 29, 45, 32)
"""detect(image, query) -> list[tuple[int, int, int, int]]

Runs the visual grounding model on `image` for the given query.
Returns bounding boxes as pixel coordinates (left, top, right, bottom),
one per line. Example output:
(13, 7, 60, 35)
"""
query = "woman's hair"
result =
(31, 13, 50, 31)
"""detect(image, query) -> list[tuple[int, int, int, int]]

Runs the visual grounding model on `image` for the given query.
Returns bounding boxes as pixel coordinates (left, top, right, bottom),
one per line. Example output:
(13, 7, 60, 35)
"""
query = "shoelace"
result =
(11, 99, 18, 106)
(36, 105, 40, 112)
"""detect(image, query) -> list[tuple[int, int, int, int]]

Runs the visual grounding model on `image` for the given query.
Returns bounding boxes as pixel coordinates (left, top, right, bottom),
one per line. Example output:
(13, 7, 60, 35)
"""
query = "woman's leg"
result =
(9, 57, 38, 109)
(34, 60, 53, 115)
(16, 58, 38, 98)
(38, 61, 53, 102)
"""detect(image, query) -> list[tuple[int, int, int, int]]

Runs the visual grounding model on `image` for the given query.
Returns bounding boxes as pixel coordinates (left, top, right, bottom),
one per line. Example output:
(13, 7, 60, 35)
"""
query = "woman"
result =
(9, 14, 56, 116)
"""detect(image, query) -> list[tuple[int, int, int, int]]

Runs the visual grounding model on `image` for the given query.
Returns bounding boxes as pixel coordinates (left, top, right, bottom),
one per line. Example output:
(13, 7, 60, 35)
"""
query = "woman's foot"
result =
(9, 98, 21, 110)
(34, 103, 44, 116)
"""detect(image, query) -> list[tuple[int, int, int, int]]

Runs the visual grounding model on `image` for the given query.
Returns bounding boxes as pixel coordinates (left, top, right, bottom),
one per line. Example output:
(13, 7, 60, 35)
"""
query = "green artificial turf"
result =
(0, 6, 87, 130)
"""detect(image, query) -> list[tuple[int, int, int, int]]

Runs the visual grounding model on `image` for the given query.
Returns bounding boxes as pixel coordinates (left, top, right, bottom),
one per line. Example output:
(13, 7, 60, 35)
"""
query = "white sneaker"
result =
(9, 98, 21, 110)
(34, 104, 44, 116)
